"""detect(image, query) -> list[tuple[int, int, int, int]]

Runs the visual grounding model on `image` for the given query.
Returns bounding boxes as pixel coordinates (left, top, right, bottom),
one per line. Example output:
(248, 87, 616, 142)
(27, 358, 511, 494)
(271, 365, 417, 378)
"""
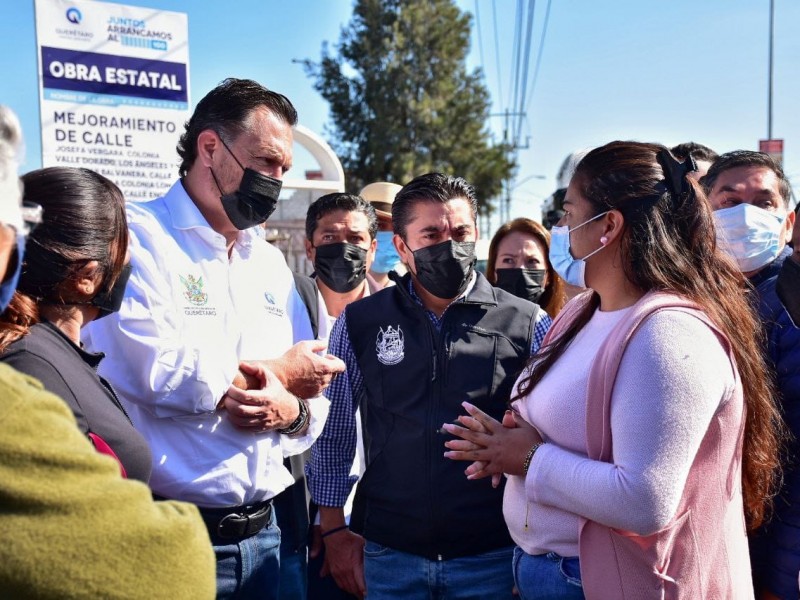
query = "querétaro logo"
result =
(65, 7, 82, 25)
(180, 274, 208, 306)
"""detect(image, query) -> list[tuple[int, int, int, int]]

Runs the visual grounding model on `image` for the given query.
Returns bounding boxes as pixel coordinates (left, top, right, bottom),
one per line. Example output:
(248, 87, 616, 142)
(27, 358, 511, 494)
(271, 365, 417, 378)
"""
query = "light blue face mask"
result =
(548, 211, 608, 288)
(713, 203, 786, 273)
(372, 231, 402, 274)
(0, 233, 25, 313)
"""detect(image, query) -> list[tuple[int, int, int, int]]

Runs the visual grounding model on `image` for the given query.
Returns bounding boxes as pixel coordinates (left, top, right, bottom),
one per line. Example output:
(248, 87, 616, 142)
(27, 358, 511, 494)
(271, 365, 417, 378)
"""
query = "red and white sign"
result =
(759, 139, 784, 164)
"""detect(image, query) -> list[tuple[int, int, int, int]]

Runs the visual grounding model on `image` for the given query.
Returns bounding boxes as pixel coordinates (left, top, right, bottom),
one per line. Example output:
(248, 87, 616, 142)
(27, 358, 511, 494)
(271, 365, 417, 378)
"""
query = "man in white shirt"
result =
(84, 78, 344, 600)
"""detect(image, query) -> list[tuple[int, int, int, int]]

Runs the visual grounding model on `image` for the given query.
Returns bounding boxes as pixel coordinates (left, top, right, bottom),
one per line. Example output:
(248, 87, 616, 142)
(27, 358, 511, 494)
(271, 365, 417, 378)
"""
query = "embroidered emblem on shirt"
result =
(180, 274, 208, 306)
(376, 325, 404, 366)
(262, 291, 285, 317)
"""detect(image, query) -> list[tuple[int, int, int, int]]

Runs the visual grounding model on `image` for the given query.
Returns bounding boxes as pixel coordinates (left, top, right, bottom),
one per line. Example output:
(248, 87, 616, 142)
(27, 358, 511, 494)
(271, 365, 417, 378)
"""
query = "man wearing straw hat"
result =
(359, 182, 406, 288)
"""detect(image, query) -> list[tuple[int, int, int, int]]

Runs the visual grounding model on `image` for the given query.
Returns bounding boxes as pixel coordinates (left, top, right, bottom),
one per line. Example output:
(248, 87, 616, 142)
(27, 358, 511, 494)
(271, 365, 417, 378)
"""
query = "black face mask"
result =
(314, 242, 368, 293)
(90, 262, 132, 320)
(411, 240, 475, 299)
(494, 268, 546, 304)
(213, 138, 282, 230)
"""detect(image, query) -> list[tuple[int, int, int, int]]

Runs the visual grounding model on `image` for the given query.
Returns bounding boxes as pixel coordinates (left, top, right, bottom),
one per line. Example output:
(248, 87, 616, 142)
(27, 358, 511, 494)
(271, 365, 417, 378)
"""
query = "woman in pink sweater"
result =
(443, 141, 783, 599)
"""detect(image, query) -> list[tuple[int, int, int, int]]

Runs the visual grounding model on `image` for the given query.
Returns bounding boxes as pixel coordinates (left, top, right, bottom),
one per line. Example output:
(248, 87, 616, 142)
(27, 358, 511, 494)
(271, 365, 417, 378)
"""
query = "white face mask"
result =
(548, 211, 608, 288)
(713, 204, 785, 272)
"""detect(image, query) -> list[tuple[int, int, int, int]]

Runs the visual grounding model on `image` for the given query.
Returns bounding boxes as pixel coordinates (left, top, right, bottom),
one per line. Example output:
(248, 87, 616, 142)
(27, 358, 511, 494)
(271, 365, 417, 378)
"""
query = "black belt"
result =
(197, 500, 273, 541)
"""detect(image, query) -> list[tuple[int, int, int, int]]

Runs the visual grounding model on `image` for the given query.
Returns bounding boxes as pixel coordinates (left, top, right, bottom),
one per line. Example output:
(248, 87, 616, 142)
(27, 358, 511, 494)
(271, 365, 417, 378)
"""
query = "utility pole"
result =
(490, 109, 527, 229)
(768, 0, 774, 140)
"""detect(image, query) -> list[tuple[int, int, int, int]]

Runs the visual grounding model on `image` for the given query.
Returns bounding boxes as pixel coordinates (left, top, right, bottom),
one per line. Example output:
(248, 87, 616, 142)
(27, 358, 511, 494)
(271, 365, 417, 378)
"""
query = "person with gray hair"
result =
(0, 105, 216, 599)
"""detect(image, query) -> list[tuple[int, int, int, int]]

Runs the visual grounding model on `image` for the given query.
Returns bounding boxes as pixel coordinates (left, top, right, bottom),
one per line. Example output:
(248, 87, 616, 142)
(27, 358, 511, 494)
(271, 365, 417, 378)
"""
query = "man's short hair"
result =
(670, 142, 719, 164)
(176, 78, 298, 177)
(392, 173, 478, 239)
(305, 193, 377, 241)
(701, 150, 791, 207)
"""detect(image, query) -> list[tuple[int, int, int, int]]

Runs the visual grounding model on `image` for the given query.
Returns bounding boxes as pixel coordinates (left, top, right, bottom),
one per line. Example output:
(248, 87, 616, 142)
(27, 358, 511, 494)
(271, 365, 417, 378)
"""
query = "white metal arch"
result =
(282, 124, 345, 193)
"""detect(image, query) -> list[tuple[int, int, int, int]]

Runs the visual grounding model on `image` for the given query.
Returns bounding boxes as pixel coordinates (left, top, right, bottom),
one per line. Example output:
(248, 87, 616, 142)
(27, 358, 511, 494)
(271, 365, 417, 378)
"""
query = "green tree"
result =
(304, 0, 515, 216)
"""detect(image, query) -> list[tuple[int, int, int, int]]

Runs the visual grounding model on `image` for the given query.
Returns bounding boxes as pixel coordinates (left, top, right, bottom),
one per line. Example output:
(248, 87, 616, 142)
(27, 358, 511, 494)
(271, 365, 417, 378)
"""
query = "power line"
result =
(491, 0, 504, 114)
(474, 0, 486, 81)
(508, 0, 524, 143)
(515, 0, 536, 146)
(525, 0, 552, 116)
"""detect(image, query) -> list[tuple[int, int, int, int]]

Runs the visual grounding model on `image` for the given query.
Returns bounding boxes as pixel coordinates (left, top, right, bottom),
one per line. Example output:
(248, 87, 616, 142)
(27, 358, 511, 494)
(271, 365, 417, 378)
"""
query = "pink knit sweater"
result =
(504, 292, 754, 599)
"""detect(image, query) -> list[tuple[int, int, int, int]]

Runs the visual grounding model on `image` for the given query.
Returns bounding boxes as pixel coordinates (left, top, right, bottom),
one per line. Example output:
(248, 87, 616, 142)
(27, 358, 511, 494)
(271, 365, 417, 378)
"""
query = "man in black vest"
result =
(307, 173, 552, 599)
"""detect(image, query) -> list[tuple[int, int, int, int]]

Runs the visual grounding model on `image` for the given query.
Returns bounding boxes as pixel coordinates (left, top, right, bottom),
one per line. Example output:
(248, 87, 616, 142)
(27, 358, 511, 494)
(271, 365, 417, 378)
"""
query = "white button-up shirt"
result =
(83, 180, 329, 508)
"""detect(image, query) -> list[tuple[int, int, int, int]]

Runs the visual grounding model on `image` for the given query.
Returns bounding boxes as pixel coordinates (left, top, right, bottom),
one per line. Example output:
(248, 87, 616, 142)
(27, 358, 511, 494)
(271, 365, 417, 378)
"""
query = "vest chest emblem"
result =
(376, 325, 405, 366)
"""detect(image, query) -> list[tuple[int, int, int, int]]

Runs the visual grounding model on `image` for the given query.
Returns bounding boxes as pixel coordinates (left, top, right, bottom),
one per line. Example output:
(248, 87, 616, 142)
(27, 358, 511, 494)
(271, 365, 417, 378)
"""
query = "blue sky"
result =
(2, 0, 799, 229)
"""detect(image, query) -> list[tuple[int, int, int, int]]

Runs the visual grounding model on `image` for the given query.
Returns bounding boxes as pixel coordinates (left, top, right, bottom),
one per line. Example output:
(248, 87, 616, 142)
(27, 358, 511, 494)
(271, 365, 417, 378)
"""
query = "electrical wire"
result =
(491, 0, 505, 115)
(475, 0, 486, 81)
(515, 0, 536, 145)
(525, 0, 552, 116)
(508, 0, 523, 143)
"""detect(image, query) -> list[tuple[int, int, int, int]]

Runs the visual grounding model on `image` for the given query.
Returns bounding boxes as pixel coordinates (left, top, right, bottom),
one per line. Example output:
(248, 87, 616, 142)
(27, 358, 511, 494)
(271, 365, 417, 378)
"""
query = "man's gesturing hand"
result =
(221, 361, 301, 431)
(265, 340, 346, 399)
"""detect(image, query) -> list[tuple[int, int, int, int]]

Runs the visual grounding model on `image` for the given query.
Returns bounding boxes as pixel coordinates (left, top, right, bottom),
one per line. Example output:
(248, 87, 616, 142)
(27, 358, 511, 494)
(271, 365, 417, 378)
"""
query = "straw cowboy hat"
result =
(359, 182, 402, 220)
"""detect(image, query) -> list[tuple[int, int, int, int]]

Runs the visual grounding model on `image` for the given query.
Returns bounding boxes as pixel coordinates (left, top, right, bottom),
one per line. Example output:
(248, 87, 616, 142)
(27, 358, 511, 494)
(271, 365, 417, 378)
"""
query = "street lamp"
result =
(511, 174, 546, 190)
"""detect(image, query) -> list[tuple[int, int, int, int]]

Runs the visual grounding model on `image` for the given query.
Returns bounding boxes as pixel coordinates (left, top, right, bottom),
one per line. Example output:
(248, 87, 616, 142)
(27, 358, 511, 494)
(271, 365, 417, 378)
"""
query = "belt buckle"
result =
(217, 512, 246, 539)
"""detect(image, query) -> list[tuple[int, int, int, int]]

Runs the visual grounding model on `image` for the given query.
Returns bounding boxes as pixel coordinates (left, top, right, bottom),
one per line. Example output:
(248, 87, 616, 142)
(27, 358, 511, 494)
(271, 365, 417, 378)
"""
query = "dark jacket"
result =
(749, 247, 800, 599)
(347, 272, 539, 560)
(0, 321, 152, 483)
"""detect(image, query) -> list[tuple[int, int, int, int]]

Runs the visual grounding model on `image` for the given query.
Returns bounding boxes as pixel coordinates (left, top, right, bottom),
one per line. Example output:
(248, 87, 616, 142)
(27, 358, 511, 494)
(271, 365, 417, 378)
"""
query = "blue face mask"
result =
(0, 233, 25, 313)
(372, 231, 402, 274)
(548, 211, 608, 288)
(713, 204, 786, 273)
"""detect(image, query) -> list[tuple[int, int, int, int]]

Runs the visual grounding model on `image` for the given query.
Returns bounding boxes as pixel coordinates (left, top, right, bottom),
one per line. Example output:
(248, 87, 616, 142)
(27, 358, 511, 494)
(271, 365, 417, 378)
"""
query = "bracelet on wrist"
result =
(522, 442, 545, 475)
(321, 524, 349, 539)
(277, 396, 309, 435)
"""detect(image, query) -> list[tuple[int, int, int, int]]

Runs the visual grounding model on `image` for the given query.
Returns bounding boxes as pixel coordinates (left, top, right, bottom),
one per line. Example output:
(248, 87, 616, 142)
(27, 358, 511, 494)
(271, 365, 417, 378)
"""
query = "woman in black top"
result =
(0, 167, 151, 483)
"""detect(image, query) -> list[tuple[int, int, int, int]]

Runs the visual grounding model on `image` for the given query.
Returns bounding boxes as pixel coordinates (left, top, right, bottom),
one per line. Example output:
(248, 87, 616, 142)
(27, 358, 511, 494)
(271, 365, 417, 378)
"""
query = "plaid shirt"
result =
(306, 279, 552, 507)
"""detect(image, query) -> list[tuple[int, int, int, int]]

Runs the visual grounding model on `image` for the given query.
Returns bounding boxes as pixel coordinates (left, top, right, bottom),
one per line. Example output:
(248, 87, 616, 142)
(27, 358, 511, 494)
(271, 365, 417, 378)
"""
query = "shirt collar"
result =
(164, 179, 259, 249)
(407, 270, 477, 310)
(41, 320, 105, 369)
(164, 180, 212, 231)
